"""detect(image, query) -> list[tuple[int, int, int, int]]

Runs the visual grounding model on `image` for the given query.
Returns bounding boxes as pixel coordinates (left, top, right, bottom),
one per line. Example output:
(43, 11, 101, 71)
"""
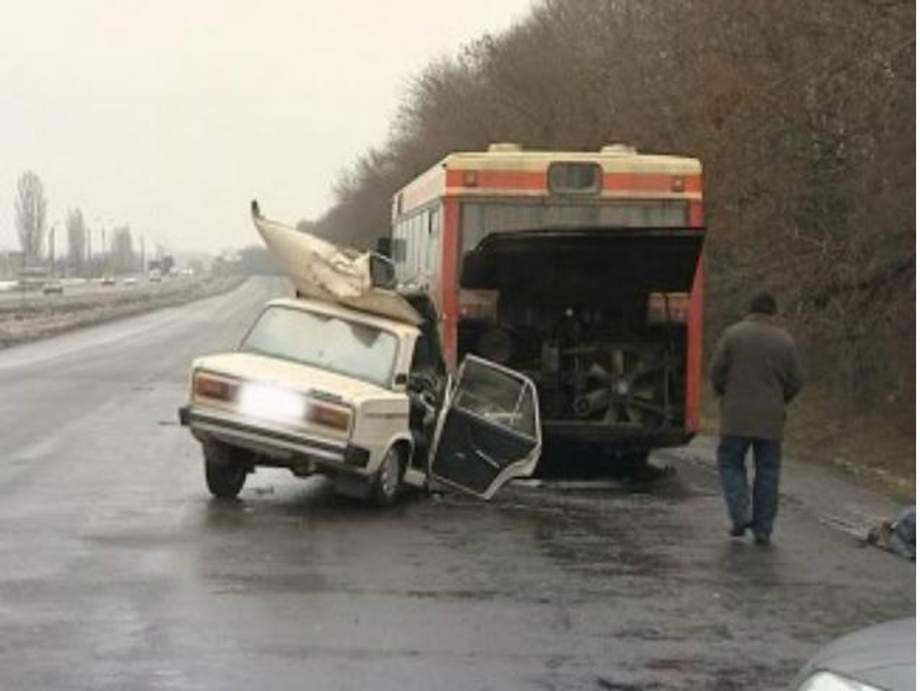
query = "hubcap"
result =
(380, 451, 399, 496)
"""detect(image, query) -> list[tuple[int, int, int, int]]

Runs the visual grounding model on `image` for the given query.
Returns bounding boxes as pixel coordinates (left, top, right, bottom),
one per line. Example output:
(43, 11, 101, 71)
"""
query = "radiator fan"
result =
(573, 344, 674, 426)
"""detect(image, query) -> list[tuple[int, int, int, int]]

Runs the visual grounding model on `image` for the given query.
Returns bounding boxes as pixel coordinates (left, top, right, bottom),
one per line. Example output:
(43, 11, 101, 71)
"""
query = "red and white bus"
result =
(389, 143, 704, 460)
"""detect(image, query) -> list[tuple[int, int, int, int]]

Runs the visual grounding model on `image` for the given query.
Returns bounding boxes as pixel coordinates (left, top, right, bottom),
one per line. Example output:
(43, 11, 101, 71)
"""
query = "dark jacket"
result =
(709, 314, 804, 441)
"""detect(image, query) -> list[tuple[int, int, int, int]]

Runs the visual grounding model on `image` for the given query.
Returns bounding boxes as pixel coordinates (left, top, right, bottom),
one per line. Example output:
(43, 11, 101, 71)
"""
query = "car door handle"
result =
(474, 448, 500, 470)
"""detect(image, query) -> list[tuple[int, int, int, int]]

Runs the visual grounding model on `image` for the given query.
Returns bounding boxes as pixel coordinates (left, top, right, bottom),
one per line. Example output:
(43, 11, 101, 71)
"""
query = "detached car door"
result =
(429, 355, 541, 500)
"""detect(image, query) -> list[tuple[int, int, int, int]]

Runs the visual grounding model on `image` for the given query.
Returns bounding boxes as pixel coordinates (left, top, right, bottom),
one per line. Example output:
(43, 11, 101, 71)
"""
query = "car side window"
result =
(410, 321, 445, 374)
(411, 332, 437, 372)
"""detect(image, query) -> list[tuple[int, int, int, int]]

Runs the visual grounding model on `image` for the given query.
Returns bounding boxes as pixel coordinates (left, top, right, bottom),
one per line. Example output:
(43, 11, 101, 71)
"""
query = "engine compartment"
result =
(457, 228, 702, 444)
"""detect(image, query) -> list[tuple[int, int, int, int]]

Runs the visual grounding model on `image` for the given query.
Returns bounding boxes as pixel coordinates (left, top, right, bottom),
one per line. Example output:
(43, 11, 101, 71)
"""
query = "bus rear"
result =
(390, 143, 704, 457)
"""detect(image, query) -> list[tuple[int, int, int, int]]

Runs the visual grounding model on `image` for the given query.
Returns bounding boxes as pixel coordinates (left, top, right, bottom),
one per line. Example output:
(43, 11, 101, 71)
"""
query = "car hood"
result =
(799, 618, 915, 689)
(193, 352, 399, 405)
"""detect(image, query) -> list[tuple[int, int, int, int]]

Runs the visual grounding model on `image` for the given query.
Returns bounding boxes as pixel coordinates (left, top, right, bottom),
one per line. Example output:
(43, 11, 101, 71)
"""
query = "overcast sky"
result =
(0, 0, 533, 255)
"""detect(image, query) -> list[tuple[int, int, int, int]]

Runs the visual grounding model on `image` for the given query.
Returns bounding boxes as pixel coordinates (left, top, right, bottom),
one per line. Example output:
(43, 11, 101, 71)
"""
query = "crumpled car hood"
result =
(251, 201, 422, 326)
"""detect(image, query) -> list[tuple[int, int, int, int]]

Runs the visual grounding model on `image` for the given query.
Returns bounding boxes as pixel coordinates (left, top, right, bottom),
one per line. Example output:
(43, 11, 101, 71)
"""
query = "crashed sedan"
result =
(178, 203, 541, 504)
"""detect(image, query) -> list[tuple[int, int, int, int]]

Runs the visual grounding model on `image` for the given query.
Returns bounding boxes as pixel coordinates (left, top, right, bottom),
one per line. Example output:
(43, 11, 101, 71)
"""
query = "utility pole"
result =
(140, 234, 146, 275)
(49, 223, 55, 278)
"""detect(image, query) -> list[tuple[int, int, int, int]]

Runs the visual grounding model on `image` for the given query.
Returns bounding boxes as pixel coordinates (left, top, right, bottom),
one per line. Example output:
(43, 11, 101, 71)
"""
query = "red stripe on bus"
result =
(441, 198, 461, 369)
(445, 169, 544, 190)
(439, 169, 702, 195)
(684, 199, 705, 433)
(604, 173, 702, 193)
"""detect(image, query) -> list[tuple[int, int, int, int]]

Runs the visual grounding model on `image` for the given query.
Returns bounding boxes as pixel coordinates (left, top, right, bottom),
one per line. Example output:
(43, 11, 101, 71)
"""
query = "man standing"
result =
(710, 292, 804, 545)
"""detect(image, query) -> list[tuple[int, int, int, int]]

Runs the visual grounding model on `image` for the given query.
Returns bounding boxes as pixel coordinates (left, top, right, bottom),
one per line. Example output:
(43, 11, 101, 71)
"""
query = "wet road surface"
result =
(0, 277, 913, 690)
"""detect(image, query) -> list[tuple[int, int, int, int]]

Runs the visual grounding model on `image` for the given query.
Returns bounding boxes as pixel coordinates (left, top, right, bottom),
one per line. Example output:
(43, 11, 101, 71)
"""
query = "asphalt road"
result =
(0, 277, 913, 691)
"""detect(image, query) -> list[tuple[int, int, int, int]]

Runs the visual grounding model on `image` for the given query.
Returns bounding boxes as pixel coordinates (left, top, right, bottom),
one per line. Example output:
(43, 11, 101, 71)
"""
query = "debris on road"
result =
(867, 505, 915, 560)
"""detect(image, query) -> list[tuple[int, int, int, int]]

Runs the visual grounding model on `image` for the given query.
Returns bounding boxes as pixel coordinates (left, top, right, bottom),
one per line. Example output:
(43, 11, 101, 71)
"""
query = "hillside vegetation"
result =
(301, 0, 915, 482)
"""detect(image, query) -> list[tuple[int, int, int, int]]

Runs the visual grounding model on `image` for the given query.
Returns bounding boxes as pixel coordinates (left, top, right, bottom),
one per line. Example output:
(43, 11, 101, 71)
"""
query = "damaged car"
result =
(178, 203, 541, 505)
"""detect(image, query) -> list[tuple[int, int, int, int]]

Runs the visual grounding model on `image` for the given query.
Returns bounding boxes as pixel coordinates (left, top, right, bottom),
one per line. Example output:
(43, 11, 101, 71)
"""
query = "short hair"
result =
(749, 292, 778, 315)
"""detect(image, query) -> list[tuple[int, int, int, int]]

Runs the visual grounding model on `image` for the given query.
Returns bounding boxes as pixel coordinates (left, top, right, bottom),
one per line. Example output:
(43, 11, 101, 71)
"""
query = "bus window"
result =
(427, 206, 442, 286)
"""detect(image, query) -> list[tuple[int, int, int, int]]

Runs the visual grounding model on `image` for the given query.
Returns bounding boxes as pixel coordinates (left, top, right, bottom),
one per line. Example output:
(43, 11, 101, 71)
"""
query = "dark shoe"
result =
(729, 524, 748, 538)
(754, 534, 771, 546)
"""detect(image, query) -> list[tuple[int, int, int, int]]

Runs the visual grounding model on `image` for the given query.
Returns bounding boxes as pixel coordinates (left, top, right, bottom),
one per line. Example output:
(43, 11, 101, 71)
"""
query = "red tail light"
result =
(306, 403, 351, 431)
(194, 374, 235, 401)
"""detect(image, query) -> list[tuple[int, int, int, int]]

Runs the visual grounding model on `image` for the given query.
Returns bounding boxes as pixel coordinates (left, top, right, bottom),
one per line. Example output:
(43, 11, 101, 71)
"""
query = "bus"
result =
(388, 143, 704, 463)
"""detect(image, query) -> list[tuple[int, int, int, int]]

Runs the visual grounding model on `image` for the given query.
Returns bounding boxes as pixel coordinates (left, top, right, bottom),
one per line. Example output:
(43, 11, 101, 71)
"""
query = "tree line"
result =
(11, 170, 142, 275)
(301, 0, 915, 436)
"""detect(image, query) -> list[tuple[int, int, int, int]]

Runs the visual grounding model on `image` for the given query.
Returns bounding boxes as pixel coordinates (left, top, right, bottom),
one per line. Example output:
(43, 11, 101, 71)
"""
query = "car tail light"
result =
(194, 373, 236, 402)
(306, 403, 351, 431)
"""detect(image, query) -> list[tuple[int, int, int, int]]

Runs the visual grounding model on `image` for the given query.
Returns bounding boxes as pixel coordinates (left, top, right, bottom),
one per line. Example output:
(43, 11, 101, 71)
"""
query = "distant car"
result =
(101, 276, 116, 286)
(178, 295, 542, 506)
(792, 617, 915, 690)
(41, 281, 63, 295)
(122, 277, 138, 286)
(148, 270, 162, 283)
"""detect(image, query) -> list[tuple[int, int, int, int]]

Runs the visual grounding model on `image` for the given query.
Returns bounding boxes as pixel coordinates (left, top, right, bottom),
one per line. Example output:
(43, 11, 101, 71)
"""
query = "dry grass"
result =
(700, 384, 915, 502)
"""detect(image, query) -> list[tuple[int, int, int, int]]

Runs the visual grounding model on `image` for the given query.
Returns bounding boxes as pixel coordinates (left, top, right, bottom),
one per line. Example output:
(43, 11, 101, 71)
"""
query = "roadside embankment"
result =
(700, 386, 914, 503)
(0, 275, 247, 349)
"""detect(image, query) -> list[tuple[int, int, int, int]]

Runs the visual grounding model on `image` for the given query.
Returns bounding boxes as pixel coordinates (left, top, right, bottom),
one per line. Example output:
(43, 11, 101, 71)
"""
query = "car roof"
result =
(265, 296, 421, 338)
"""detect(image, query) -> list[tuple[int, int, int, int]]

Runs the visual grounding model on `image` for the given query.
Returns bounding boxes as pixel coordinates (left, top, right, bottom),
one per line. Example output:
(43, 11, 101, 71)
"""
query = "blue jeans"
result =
(717, 435, 782, 539)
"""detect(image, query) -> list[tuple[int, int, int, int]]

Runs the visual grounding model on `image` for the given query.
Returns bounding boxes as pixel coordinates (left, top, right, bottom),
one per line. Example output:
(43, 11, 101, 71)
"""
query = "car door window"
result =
(429, 356, 540, 499)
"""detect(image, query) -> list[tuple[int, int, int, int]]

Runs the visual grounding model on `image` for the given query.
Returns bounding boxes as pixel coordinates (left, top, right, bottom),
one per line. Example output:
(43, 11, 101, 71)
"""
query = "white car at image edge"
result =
(792, 617, 915, 690)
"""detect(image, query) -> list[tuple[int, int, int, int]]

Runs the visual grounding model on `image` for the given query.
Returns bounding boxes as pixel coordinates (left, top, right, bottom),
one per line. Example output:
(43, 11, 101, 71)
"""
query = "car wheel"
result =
(371, 446, 403, 507)
(203, 442, 248, 499)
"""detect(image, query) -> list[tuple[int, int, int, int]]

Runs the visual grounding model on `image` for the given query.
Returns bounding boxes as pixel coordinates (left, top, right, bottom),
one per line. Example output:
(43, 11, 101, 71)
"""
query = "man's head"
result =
(749, 291, 778, 316)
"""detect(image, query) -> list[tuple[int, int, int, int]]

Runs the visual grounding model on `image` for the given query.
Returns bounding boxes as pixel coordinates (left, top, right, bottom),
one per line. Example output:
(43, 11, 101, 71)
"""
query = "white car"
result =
(792, 617, 915, 690)
(179, 295, 541, 505)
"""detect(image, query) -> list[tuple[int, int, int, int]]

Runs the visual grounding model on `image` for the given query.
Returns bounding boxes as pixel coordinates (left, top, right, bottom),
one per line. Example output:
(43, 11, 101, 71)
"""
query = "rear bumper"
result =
(178, 404, 368, 473)
(543, 420, 694, 449)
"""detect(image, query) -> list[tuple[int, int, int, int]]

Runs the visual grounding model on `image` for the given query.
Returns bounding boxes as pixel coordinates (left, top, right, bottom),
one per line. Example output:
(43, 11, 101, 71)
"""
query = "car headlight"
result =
(798, 671, 883, 691)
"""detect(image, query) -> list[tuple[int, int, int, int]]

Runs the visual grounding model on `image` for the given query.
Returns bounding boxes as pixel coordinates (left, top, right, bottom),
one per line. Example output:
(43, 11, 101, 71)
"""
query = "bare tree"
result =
(14, 170, 47, 263)
(66, 208, 86, 275)
(111, 226, 134, 273)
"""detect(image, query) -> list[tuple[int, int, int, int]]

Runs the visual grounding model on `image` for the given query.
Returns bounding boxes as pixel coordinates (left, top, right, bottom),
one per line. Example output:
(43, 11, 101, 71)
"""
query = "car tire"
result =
(203, 442, 248, 499)
(371, 446, 404, 507)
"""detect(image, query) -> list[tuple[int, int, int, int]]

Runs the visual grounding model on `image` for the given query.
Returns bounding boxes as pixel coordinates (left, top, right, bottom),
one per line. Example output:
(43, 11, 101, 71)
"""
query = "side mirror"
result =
(369, 253, 397, 290)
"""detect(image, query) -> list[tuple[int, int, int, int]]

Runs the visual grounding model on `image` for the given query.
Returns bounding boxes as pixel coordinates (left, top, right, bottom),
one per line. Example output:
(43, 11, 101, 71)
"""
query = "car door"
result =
(428, 355, 541, 500)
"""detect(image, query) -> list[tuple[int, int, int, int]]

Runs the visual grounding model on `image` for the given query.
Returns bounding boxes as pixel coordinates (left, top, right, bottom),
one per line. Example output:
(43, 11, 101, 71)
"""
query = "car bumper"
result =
(178, 404, 370, 474)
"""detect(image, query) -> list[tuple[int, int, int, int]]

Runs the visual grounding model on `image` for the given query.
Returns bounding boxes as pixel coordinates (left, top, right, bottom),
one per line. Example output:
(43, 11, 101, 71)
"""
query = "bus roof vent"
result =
(601, 143, 638, 156)
(488, 142, 523, 153)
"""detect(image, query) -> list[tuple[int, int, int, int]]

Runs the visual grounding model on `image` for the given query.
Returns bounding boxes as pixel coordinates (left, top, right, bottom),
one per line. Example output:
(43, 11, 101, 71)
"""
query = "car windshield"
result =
(239, 305, 399, 388)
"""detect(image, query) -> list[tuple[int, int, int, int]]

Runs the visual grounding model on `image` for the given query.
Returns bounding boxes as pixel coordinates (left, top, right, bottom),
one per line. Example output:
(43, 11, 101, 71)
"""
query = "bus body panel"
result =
(391, 146, 705, 454)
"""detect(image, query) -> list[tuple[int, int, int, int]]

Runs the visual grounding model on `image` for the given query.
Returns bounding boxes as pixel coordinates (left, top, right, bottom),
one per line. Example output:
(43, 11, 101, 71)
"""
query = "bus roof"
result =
(394, 144, 702, 216)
